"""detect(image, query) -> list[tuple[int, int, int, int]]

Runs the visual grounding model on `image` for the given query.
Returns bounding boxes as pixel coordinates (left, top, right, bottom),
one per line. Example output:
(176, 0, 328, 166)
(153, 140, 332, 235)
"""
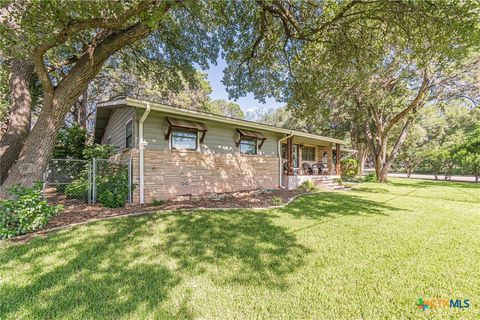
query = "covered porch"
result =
(280, 135, 347, 190)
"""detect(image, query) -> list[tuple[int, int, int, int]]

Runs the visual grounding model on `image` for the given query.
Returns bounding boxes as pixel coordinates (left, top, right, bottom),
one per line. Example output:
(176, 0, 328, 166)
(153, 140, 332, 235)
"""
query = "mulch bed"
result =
(42, 188, 303, 230)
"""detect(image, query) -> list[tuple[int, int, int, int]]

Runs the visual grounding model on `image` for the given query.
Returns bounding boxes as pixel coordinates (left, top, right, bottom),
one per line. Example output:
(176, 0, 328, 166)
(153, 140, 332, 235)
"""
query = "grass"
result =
(1, 178, 479, 319)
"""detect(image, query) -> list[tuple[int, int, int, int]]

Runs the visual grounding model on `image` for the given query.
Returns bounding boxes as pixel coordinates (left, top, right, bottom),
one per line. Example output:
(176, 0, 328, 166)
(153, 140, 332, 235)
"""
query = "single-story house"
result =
(94, 97, 349, 204)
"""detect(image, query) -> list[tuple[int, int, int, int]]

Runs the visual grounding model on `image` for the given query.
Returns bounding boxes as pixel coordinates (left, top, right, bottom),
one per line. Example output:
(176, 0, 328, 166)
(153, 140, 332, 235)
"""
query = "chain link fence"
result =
(44, 157, 132, 206)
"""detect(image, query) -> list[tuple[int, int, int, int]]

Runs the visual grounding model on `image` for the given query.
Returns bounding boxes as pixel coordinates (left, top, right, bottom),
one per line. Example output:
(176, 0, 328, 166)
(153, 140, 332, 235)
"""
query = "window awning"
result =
(237, 128, 266, 148)
(165, 117, 208, 142)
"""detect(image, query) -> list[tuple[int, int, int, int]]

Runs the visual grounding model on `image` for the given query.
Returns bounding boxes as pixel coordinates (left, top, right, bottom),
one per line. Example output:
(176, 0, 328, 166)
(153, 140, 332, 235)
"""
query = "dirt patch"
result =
(5, 188, 304, 243)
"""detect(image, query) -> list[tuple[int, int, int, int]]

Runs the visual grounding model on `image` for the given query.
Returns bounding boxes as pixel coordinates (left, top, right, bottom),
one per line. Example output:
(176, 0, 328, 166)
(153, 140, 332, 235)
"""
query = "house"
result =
(94, 97, 348, 204)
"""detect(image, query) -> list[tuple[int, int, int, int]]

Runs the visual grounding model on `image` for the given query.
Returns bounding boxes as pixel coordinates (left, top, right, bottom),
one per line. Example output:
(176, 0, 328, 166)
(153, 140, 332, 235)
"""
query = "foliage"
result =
(363, 172, 377, 183)
(52, 125, 88, 159)
(82, 144, 116, 160)
(340, 158, 358, 179)
(64, 177, 89, 201)
(298, 180, 318, 193)
(207, 99, 244, 119)
(152, 198, 166, 206)
(0, 183, 62, 239)
(333, 177, 343, 186)
(96, 163, 130, 208)
(454, 123, 480, 182)
(271, 196, 283, 206)
(219, 0, 480, 183)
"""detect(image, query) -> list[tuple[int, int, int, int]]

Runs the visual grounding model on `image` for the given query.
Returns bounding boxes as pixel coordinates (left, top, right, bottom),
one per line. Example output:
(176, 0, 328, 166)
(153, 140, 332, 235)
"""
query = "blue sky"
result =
(202, 57, 284, 113)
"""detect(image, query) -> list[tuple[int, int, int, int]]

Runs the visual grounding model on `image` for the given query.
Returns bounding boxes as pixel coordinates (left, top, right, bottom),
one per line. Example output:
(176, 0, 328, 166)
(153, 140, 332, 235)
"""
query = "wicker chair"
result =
(302, 162, 313, 175)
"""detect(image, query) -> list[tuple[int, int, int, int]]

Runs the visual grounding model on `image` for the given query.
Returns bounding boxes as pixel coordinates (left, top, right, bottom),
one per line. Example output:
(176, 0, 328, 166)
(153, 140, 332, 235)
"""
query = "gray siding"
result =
(136, 109, 282, 157)
(101, 107, 135, 150)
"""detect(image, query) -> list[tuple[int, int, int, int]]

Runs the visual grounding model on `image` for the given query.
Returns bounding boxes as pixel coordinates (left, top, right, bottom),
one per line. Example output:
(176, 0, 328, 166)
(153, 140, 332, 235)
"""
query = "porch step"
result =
(314, 180, 335, 190)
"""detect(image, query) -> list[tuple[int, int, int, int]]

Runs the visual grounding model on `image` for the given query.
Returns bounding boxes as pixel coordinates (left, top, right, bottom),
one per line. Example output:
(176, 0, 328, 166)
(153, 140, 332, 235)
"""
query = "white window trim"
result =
(169, 129, 200, 152)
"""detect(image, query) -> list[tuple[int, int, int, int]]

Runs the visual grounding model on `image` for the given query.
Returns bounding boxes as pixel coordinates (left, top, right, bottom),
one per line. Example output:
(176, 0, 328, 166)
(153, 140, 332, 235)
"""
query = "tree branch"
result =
(384, 70, 429, 135)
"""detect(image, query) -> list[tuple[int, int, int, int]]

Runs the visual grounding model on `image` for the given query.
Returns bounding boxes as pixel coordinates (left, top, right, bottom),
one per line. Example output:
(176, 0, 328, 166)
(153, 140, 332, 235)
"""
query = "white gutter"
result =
(138, 103, 151, 204)
(278, 133, 294, 188)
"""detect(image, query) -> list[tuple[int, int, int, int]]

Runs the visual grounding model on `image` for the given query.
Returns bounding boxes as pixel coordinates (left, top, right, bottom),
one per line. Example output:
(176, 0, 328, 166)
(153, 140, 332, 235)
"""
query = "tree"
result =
(455, 123, 480, 182)
(219, 0, 480, 182)
(0, 0, 220, 190)
(207, 99, 244, 119)
(395, 124, 427, 177)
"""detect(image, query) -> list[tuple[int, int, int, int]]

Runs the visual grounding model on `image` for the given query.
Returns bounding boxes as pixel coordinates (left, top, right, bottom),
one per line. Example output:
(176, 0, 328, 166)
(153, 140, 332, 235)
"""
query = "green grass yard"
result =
(1, 178, 479, 319)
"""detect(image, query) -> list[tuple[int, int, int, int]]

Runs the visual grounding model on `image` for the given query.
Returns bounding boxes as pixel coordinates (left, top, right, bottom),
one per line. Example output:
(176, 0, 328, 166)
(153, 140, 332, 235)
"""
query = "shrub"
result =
(340, 158, 359, 179)
(364, 172, 377, 182)
(298, 180, 318, 192)
(96, 163, 130, 208)
(333, 177, 343, 186)
(152, 199, 166, 206)
(271, 196, 283, 206)
(0, 184, 63, 239)
(83, 144, 116, 160)
(64, 177, 89, 200)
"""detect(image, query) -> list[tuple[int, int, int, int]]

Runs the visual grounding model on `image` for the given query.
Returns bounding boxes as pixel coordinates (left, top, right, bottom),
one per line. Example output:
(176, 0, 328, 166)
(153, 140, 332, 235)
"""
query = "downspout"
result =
(278, 133, 294, 188)
(139, 103, 151, 204)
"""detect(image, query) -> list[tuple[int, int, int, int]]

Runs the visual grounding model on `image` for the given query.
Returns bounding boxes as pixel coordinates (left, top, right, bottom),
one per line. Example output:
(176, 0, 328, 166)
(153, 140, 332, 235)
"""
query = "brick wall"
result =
(130, 149, 279, 203)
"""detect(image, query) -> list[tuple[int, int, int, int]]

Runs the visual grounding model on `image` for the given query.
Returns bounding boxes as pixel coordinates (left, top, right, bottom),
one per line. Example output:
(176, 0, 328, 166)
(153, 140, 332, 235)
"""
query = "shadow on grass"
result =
(1, 207, 312, 317)
(0, 217, 193, 319)
(281, 192, 401, 219)
(157, 210, 309, 289)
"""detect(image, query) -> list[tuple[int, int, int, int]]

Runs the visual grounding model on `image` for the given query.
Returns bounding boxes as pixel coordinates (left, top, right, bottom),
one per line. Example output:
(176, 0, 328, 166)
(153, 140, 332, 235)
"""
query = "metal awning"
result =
(237, 128, 266, 148)
(165, 117, 208, 142)
(237, 128, 266, 140)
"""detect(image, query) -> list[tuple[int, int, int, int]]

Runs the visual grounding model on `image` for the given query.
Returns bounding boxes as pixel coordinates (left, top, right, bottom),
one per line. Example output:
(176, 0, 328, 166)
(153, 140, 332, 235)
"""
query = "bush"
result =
(333, 177, 343, 186)
(64, 177, 89, 200)
(96, 163, 130, 208)
(340, 158, 359, 179)
(83, 144, 116, 160)
(152, 199, 166, 206)
(298, 180, 318, 192)
(0, 184, 63, 239)
(271, 196, 283, 206)
(363, 172, 377, 182)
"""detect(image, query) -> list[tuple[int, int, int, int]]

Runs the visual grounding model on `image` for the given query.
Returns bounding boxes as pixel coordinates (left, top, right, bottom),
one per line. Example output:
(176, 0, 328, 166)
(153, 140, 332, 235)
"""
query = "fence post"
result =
(128, 156, 132, 204)
(92, 158, 97, 204)
(87, 161, 92, 204)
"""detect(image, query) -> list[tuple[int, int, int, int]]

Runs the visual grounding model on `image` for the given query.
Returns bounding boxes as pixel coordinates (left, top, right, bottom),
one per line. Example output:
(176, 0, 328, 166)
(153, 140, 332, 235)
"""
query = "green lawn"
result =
(1, 178, 479, 319)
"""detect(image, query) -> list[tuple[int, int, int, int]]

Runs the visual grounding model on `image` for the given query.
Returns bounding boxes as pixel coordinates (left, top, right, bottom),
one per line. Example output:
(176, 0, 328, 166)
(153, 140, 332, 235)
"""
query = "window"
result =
(240, 138, 257, 155)
(302, 146, 315, 161)
(171, 129, 198, 150)
(125, 120, 133, 148)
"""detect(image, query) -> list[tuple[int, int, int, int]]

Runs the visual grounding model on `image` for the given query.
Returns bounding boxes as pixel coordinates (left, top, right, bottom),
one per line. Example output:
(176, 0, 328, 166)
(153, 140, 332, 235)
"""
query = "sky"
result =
(202, 57, 284, 113)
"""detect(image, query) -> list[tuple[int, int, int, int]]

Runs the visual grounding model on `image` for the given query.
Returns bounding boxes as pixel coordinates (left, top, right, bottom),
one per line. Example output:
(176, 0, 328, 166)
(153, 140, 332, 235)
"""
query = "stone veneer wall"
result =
(130, 149, 279, 203)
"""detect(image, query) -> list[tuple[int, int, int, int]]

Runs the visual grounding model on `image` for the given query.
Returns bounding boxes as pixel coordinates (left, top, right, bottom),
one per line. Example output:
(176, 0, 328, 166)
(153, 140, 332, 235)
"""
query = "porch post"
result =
(288, 136, 293, 176)
(335, 143, 341, 175)
(326, 149, 333, 173)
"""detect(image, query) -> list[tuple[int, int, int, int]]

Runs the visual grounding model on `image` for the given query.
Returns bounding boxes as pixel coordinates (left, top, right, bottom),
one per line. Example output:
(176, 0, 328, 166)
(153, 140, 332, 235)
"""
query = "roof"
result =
(95, 96, 348, 145)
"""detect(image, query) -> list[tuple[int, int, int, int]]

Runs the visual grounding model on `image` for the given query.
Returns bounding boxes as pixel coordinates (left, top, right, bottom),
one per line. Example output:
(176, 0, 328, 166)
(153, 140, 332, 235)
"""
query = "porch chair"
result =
(302, 162, 313, 175)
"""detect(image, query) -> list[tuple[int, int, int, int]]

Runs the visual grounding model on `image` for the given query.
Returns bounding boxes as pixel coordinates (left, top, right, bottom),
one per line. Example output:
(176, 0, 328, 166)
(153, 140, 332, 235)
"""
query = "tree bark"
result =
(0, 59, 34, 185)
(1, 24, 150, 189)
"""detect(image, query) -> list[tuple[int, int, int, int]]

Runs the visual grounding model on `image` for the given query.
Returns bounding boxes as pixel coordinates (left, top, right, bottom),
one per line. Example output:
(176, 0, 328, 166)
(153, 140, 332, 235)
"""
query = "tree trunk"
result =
(1, 24, 150, 189)
(0, 59, 34, 185)
(358, 147, 368, 176)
